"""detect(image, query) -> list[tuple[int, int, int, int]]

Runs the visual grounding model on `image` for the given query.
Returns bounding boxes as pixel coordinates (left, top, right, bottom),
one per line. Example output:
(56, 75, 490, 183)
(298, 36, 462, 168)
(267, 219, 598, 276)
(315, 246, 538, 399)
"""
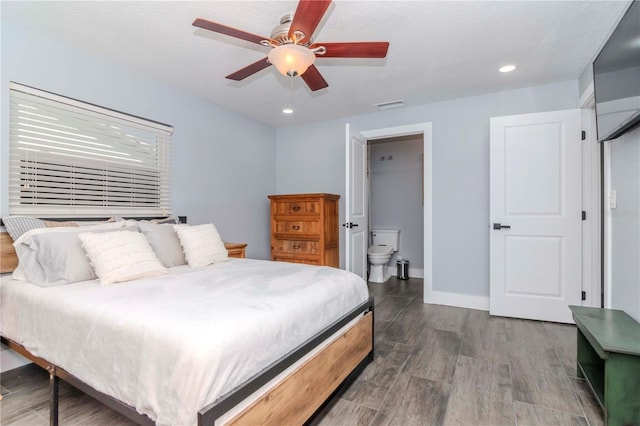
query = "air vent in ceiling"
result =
(375, 100, 404, 110)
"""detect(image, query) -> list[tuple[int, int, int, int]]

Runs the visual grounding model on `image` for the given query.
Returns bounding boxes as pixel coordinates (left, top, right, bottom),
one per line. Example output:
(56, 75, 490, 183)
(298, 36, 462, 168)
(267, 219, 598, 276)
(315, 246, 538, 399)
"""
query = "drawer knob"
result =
(292, 225, 301, 230)
(292, 205, 301, 212)
(293, 244, 301, 249)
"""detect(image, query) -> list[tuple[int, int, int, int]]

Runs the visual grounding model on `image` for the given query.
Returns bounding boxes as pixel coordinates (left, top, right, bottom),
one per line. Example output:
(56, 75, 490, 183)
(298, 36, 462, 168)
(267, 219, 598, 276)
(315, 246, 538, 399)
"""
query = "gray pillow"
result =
(14, 224, 137, 286)
(2, 216, 46, 241)
(137, 222, 186, 267)
(3, 216, 120, 241)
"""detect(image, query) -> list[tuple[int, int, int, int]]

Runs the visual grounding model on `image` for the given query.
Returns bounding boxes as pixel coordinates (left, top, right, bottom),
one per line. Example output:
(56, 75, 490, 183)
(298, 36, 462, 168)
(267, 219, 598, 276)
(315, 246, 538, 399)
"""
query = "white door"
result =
(490, 109, 582, 323)
(345, 123, 368, 279)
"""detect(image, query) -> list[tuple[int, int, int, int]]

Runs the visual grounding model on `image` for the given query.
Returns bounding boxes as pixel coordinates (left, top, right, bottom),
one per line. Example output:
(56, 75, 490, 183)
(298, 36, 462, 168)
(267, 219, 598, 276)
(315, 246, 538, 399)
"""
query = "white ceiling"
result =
(2, 1, 631, 127)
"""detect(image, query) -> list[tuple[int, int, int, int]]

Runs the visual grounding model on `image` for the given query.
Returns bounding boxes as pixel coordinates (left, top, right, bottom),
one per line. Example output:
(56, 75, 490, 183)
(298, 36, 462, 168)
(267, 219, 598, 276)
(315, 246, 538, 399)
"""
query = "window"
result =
(8, 82, 172, 216)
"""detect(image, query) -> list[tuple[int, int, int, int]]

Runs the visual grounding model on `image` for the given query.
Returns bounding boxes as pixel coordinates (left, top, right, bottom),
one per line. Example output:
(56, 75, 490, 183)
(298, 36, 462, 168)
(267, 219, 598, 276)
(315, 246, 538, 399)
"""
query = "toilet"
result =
(367, 229, 400, 283)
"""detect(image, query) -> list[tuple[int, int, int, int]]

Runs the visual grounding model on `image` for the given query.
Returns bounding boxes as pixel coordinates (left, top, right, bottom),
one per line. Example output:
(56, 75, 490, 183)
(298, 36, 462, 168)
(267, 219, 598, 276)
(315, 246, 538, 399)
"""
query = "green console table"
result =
(569, 306, 640, 426)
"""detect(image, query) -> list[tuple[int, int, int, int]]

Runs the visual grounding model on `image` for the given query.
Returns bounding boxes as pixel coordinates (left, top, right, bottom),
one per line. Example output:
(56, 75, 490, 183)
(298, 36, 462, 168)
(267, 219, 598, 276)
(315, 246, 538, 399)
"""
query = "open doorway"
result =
(345, 122, 432, 297)
(368, 134, 424, 279)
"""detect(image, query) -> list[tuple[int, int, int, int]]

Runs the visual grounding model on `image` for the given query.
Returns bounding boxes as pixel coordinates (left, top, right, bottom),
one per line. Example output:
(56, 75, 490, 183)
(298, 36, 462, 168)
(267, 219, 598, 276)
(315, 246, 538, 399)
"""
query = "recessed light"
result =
(499, 65, 517, 73)
(282, 108, 294, 114)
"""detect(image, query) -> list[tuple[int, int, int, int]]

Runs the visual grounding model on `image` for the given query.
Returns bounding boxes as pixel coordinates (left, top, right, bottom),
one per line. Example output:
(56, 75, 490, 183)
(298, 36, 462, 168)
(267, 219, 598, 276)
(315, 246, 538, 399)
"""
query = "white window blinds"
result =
(9, 82, 173, 216)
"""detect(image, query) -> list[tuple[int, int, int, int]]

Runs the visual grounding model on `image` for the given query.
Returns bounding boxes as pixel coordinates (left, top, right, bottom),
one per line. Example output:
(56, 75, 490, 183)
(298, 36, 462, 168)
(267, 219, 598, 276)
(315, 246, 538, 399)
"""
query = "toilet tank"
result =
(371, 229, 400, 251)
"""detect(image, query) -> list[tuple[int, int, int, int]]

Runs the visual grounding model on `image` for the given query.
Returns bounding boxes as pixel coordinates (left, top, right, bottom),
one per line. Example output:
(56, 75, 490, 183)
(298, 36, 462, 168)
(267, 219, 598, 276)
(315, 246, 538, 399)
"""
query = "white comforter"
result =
(0, 259, 369, 425)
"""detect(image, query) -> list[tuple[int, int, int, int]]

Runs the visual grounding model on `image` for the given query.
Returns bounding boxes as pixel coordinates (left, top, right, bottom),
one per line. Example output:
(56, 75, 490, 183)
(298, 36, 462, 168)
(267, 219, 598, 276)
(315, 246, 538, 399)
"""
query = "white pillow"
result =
(12, 222, 128, 286)
(79, 230, 167, 285)
(173, 223, 228, 267)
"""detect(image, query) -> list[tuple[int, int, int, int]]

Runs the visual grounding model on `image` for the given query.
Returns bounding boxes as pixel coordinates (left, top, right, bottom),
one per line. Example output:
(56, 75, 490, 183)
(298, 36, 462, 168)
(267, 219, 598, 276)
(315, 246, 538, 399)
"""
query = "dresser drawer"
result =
(273, 220, 319, 236)
(273, 256, 320, 266)
(273, 240, 319, 255)
(273, 200, 320, 216)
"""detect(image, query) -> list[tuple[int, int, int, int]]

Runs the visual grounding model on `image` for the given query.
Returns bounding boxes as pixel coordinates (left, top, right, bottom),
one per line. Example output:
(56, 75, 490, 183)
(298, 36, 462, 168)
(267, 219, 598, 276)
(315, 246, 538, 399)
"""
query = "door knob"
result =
(493, 223, 511, 230)
(342, 222, 359, 228)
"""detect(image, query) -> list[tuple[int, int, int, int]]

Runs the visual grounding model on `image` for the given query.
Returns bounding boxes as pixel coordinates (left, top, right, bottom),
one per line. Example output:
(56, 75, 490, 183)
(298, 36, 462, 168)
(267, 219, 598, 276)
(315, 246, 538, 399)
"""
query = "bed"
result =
(0, 218, 374, 426)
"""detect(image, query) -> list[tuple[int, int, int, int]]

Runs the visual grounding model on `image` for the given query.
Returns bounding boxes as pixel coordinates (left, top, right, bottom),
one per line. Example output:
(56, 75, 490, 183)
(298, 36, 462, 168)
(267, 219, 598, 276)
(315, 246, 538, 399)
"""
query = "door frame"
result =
(580, 81, 603, 308)
(602, 141, 612, 308)
(356, 122, 433, 296)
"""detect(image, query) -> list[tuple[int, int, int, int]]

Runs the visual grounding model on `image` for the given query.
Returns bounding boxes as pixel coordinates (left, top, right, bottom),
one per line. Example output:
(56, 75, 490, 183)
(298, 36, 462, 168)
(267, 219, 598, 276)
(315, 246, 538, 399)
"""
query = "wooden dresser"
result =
(268, 193, 340, 267)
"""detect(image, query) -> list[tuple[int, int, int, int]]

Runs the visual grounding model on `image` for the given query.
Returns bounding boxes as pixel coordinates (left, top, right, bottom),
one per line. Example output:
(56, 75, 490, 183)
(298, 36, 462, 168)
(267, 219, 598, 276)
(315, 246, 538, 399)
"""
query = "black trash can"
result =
(397, 259, 409, 280)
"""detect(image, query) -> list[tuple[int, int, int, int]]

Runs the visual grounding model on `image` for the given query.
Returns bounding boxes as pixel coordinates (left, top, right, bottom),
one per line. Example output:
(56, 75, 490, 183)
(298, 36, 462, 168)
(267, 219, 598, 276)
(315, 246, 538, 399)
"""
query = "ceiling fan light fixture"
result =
(268, 44, 316, 77)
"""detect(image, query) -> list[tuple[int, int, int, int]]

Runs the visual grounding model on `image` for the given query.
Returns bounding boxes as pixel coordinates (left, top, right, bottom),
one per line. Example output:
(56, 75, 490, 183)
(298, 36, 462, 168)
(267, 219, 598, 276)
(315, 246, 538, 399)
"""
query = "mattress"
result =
(0, 258, 369, 426)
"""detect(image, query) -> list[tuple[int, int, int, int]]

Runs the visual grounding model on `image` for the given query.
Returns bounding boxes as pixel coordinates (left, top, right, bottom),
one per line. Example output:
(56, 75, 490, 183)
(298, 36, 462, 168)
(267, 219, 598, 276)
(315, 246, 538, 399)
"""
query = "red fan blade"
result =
(310, 42, 389, 58)
(226, 57, 271, 81)
(288, 0, 332, 44)
(193, 18, 270, 46)
(301, 65, 328, 91)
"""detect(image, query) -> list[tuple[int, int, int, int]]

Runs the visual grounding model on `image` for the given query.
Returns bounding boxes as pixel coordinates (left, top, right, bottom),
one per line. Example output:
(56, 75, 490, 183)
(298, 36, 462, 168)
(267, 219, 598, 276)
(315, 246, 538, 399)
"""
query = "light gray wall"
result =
(276, 119, 347, 265)
(369, 137, 424, 270)
(277, 80, 579, 297)
(578, 64, 594, 99)
(609, 125, 640, 322)
(1, 21, 277, 259)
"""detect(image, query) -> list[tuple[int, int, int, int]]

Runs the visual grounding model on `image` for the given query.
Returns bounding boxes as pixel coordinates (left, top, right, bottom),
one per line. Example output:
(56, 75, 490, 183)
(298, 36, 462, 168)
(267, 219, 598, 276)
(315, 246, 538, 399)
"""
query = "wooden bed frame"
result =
(0, 217, 374, 425)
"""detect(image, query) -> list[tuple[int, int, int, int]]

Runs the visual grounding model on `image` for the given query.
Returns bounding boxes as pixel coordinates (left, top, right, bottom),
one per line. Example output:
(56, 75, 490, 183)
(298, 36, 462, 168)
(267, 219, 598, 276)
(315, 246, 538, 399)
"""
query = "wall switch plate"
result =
(609, 189, 617, 209)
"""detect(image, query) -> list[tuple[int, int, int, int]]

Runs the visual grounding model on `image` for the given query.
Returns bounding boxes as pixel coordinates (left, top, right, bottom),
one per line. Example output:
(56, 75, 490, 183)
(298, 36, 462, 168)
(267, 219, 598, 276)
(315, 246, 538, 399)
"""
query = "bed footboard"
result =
(229, 312, 372, 425)
(198, 297, 375, 425)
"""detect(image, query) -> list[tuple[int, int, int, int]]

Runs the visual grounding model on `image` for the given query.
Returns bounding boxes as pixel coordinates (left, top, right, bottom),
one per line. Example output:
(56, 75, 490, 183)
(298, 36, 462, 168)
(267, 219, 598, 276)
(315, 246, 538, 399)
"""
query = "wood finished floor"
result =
(1, 278, 604, 426)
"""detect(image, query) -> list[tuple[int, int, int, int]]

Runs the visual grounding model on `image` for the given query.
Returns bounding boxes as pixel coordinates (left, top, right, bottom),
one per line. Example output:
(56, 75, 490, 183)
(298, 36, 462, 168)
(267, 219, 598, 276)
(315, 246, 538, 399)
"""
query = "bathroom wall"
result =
(369, 135, 424, 276)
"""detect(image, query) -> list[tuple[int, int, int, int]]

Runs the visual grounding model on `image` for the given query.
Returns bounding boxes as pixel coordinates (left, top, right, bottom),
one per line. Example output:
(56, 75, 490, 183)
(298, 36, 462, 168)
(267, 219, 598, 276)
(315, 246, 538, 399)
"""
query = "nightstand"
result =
(224, 242, 247, 258)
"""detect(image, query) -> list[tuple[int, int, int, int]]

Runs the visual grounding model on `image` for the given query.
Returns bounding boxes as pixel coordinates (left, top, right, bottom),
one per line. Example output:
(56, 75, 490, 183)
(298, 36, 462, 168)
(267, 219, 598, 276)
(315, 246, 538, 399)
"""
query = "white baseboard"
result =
(408, 268, 424, 278)
(1, 348, 31, 373)
(387, 267, 424, 279)
(424, 288, 489, 311)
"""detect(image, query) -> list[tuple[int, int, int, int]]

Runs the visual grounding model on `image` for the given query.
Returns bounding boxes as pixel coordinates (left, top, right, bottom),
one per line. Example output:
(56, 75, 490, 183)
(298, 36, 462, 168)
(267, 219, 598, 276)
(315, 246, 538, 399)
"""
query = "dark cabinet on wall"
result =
(268, 193, 340, 267)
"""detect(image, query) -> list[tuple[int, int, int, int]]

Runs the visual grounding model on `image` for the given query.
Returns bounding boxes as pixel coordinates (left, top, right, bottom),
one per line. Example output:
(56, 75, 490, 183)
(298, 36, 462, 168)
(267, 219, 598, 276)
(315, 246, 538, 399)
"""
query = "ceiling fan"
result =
(193, 0, 389, 91)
